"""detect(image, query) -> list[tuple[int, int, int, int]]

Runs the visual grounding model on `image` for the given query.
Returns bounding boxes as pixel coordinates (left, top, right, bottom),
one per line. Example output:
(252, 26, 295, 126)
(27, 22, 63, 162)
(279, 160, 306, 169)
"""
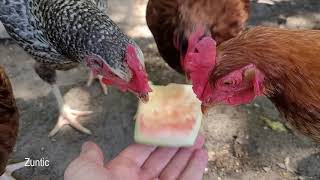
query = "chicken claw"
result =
(87, 71, 108, 95)
(48, 105, 93, 137)
(0, 161, 27, 180)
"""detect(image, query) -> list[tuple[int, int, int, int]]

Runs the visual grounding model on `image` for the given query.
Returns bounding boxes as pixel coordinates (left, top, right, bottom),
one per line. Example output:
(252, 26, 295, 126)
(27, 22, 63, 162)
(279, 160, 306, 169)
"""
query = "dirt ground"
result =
(1, 0, 320, 179)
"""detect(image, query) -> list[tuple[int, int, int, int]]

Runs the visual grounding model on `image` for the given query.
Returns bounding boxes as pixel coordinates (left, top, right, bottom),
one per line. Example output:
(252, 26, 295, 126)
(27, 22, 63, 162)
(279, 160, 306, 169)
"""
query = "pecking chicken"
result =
(0, 0, 151, 137)
(146, 0, 249, 102)
(202, 26, 320, 142)
(0, 66, 26, 180)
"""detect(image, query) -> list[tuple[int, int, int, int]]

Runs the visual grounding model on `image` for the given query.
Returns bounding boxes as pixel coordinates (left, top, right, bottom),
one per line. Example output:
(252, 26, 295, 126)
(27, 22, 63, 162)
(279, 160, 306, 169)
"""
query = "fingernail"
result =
(81, 142, 93, 154)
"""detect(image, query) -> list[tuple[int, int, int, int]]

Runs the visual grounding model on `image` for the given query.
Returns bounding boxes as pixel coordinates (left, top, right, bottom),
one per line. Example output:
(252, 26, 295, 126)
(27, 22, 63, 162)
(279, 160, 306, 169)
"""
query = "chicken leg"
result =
(0, 161, 26, 180)
(48, 84, 93, 137)
(34, 63, 93, 137)
(86, 71, 108, 95)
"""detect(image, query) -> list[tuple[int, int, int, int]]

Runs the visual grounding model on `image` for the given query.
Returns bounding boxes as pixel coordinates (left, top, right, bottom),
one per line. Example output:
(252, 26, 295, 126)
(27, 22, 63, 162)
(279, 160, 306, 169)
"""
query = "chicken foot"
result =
(48, 84, 93, 137)
(0, 161, 27, 180)
(86, 71, 108, 95)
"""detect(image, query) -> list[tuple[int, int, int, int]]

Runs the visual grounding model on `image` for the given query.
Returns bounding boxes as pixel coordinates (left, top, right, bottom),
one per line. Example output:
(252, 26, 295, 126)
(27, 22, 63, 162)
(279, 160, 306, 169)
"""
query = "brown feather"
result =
(146, 0, 183, 73)
(146, 0, 249, 74)
(0, 66, 19, 175)
(210, 26, 320, 142)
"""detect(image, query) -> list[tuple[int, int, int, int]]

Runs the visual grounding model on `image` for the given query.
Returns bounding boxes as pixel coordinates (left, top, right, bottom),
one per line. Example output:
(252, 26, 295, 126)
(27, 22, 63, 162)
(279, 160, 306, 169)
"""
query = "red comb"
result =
(187, 26, 206, 52)
(183, 26, 217, 102)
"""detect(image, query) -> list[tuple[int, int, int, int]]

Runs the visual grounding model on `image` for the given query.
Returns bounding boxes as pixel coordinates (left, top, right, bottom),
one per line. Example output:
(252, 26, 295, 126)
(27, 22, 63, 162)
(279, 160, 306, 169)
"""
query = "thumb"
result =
(79, 141, 104, 166)
(64, 141, 105, 180)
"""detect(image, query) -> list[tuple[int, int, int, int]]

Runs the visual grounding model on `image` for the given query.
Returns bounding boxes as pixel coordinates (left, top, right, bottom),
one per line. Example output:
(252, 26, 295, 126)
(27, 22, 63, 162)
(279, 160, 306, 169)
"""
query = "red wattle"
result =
(126, 45, 152, 94)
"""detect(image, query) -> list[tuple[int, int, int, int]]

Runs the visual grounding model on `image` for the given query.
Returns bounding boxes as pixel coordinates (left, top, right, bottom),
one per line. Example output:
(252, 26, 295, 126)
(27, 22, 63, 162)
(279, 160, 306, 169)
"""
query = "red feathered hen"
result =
(146, 0, 249, 101)
(204, 26, 320, 142)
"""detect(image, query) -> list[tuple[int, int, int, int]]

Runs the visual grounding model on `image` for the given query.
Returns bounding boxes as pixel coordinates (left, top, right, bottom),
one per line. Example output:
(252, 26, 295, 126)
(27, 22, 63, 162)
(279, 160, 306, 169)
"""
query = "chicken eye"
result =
(86, 57, 104, 71)
(93, 59, 103, 68)
(223, 80, 232, 86)
(223, 79, 239, 87)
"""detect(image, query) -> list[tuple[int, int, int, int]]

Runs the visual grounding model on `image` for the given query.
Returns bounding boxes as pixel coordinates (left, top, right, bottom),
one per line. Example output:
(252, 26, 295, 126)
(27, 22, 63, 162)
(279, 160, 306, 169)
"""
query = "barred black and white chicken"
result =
(0, 0, 151, 137)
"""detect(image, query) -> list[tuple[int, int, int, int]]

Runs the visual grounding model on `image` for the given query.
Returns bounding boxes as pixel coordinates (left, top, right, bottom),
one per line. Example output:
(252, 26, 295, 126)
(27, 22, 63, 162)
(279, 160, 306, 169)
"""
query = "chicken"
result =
(0, 0, 151, 137)
(146, 0, 249, 101)
(0, 66, 26, 180)
(202, 26, 320, 142)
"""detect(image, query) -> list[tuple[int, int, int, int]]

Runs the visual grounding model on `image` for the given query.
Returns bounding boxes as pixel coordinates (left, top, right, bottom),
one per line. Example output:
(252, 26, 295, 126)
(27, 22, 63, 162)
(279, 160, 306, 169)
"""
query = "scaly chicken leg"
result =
(0, 161, 27, 180)
(34, 63, 93, 137)
(86, 71, 108, 95)
(48, 84, 93, 137)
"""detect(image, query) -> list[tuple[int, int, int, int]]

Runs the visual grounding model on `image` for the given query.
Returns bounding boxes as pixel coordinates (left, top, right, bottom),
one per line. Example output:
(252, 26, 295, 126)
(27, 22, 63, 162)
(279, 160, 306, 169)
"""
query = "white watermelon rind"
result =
(134, 113, 202, 147)
(134, 83, 203, 147)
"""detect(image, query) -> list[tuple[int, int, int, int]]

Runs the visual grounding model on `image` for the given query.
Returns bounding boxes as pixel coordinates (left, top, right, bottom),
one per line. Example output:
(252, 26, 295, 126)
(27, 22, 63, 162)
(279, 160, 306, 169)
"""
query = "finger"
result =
(159, 135, 205, 180)
(64, 142, 105, 180)
(80, 141, 104, 166)
(109, 144, 156, 168)
(140, 147, 179, 179)
(178, 149, 208, 180)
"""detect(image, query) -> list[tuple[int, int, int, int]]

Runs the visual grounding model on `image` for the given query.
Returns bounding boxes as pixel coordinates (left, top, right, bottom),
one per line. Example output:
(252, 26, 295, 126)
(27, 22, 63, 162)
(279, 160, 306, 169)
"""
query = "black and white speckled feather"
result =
(92, 0, 107, 12)
(0, 0, 69, 65)
(0, 0, 140, 79)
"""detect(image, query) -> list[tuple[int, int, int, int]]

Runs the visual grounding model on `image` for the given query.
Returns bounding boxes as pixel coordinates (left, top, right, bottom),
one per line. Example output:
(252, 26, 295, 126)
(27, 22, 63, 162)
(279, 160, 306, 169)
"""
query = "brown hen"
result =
(203, 26, 320, 142)
(0, 66, 26, 179)
(146, 0, 249, 101)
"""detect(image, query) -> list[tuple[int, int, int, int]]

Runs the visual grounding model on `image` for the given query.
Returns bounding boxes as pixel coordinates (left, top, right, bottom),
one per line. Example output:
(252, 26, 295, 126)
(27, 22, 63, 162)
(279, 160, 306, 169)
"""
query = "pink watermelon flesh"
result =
(134, 83, 202, 147)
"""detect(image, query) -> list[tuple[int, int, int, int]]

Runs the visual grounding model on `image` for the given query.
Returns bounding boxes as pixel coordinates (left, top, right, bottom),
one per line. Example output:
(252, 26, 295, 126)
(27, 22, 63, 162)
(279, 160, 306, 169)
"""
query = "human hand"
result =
(64, 135, 208, 180)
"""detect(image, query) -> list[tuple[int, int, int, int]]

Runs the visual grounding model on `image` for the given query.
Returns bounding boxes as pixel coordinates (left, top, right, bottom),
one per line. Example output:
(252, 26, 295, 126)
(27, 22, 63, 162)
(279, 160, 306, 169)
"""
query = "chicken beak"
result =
(201, 104, 210, 116)
(201, 100, 221, 116)
(138, 94, 149, 103)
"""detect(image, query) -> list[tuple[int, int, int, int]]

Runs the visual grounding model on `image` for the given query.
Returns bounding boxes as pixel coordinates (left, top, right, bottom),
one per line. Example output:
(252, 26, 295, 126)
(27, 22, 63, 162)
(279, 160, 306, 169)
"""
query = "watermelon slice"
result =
(134, 83, 203, 147)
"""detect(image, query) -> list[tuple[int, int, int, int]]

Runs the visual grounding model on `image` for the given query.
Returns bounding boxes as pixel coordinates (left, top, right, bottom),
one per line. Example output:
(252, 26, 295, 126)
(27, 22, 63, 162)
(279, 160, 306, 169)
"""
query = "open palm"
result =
(65, 135, 208, 180)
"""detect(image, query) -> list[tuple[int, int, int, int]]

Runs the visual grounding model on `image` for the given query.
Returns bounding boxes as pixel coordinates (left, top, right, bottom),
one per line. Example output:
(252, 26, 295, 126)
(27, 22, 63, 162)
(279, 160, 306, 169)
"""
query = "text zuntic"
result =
(24, 158, 50, 167)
